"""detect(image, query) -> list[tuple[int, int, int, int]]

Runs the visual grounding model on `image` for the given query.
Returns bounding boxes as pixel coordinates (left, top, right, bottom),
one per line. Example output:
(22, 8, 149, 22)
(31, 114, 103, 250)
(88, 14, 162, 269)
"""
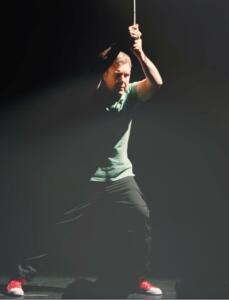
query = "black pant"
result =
(11, 176, 152, 289)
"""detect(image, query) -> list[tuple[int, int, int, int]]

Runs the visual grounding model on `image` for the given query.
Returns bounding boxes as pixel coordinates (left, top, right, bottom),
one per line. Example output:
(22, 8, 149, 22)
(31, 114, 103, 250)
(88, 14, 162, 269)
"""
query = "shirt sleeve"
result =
(123, 82, 140, 111)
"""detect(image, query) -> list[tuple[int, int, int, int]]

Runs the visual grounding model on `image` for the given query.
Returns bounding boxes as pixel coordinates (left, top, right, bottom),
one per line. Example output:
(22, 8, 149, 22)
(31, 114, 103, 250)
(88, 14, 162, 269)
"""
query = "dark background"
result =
(0, 0, 228, 280)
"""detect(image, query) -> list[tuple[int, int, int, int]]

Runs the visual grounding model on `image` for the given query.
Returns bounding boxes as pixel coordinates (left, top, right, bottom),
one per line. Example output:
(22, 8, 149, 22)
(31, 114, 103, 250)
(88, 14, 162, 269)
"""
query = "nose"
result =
(118, 74, 125, 83)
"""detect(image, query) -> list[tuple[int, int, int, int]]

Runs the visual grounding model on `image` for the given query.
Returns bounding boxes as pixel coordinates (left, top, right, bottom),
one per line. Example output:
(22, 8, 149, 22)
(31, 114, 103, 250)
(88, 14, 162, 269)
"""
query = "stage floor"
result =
(0, 275, 177, 299)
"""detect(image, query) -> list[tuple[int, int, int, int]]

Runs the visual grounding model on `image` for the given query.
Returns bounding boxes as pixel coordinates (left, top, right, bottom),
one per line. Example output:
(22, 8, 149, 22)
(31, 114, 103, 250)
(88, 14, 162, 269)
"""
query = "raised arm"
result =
(129, 24, 163, 102)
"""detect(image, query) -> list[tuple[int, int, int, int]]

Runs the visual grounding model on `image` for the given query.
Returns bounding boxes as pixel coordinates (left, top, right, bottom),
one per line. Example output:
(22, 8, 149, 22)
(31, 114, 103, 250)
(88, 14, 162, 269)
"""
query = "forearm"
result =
(136, 50, 163, 86)
(129, 24, 163, 101)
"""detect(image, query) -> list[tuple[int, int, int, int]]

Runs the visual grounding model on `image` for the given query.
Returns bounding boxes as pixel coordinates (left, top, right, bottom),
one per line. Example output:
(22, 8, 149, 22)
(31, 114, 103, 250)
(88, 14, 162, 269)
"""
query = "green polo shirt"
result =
(90, 82, 139, 182)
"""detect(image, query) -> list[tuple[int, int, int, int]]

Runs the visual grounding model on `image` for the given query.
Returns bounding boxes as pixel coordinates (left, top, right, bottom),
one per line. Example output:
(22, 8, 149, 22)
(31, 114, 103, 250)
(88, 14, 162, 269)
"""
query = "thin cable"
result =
(133, 0, 136, 24)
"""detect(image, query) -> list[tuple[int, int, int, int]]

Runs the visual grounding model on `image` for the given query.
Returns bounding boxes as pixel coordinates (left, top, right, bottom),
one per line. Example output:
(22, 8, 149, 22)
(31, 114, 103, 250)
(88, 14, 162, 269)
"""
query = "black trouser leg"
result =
(91, 177, 152, 294)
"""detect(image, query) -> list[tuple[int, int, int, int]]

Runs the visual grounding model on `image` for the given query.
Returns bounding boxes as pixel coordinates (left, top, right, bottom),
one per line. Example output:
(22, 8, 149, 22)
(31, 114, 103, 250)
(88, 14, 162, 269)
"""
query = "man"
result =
(5, 24, 163, 297)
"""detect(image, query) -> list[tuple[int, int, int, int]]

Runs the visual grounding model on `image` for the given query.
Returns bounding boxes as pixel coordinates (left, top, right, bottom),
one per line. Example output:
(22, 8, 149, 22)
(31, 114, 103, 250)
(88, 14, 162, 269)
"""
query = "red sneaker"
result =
(6, 279, 26, 296)
(139, 278, 162, 295)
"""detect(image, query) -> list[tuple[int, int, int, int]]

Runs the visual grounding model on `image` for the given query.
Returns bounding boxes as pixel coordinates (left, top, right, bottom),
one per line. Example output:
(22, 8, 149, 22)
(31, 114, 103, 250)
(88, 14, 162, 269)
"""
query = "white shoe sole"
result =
(6, 287, 24, 297)
(145, 287, 163, 295)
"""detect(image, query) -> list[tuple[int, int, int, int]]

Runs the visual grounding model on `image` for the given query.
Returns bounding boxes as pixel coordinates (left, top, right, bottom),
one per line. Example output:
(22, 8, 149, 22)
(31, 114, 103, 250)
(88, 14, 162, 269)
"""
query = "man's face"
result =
(103, 63, 131, 96)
